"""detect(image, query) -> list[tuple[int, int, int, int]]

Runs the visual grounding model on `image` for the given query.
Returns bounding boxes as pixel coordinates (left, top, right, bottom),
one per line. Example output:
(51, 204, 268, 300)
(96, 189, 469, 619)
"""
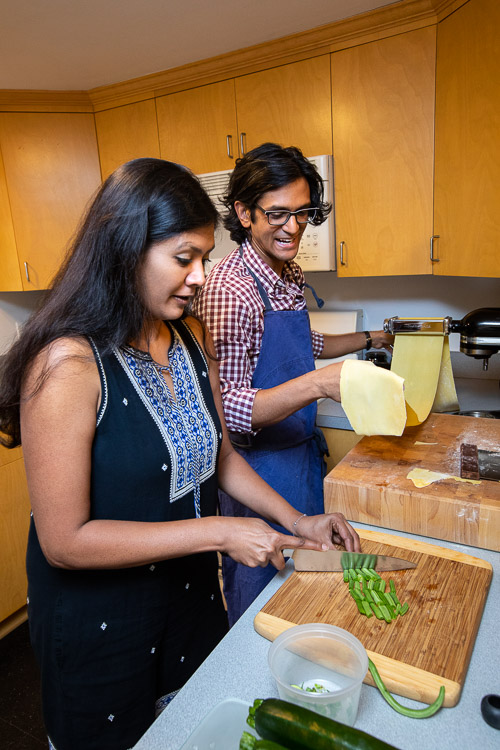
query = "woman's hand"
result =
(220, 517, 323, 571)
(292, 513, 361, 552)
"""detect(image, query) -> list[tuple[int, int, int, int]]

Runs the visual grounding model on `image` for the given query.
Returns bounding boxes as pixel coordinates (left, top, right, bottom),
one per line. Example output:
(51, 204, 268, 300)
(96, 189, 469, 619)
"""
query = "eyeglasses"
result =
(255, 204, 318, 226)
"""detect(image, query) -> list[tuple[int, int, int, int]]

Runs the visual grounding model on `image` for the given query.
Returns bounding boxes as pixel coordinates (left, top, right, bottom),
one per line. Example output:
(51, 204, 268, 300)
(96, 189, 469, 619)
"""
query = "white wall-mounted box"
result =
(198, 154, 335, 272)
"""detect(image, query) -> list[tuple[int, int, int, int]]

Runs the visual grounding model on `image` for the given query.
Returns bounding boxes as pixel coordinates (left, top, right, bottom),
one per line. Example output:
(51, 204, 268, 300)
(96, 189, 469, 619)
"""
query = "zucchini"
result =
(248, 698, 400, 750)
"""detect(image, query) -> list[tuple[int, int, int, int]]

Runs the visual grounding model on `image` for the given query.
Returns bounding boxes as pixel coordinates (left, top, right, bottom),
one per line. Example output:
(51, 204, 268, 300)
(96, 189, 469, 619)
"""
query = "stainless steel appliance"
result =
(383, 307, 500, 371)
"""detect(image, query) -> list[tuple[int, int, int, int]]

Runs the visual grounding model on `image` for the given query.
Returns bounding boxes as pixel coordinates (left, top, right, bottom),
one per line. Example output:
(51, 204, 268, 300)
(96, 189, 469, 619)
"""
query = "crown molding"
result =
(89, 0, 466, 111)
(0, 0, 468, 113)
(0, 90, 94, 113)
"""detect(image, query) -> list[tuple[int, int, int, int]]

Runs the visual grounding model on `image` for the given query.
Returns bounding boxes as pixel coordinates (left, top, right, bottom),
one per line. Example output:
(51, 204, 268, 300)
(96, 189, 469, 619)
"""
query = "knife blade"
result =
(460, 442, 500, 481)
(282, 548, 417, 572)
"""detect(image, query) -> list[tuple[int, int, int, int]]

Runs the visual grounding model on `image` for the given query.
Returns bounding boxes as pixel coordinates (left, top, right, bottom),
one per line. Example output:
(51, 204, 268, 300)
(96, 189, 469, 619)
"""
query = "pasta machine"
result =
(383, 307, 500, 371)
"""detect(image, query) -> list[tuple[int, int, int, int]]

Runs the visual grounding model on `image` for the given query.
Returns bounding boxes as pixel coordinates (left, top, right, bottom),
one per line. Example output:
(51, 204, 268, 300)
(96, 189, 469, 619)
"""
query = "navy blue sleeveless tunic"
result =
(26, 320, 228, 750)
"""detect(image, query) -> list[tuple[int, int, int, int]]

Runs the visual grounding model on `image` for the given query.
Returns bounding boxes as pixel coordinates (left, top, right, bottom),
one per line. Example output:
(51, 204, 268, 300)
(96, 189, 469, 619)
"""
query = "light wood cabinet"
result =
(321, 427, 361, 475)
(156, 56, 332, 175)
(0, 113, 101, 291)
(331, 27, 436, 277)
(434, 0, 500, 277)
(95, 99, 161, 180)
(0, 445, 31, 628)
(234, 56, 332, 157)
(157, 79, 238, 174)
(0, 147, 22, 291)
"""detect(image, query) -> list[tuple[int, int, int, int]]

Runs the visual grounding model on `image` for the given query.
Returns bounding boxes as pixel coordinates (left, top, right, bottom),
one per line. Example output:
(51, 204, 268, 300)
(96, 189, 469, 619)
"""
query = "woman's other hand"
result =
(292, 513, 361, 552)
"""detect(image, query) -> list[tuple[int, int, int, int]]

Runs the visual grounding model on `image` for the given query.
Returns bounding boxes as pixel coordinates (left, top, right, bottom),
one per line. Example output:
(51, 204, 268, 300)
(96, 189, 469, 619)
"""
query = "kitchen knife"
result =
(460, 443, 500, 481)
(282, 548, 417, 572)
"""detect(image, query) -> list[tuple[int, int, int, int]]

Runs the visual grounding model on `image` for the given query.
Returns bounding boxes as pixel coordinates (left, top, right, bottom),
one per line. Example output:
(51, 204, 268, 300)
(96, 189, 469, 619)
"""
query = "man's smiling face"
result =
(234, 177, 311, 276)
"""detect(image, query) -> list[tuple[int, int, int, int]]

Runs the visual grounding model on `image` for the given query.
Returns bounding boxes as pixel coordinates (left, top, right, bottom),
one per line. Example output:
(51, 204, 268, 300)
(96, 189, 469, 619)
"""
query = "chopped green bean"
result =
(383, 592, 396, 607)
(355, 599, 365, 614)
(399, 602, 409, 615)
(362, 601, 373, 617)
(350, 588, 364, 602)
(379, 604, 393, 623)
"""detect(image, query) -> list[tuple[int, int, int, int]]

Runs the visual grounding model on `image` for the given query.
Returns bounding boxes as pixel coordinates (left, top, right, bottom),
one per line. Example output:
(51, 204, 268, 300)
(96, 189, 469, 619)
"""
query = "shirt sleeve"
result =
(311, 329, 324, 358)
(194, 284, 260, 434)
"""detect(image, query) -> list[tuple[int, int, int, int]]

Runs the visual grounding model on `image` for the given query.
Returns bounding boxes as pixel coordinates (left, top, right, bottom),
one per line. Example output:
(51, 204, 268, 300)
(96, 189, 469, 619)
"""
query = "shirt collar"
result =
(240, 239, 305, 294)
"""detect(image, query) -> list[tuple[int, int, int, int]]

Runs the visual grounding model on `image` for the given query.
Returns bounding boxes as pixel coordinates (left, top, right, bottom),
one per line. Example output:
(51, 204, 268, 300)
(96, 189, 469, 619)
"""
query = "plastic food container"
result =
(268, 623, 368, 726)
(179, 698, 255, 749)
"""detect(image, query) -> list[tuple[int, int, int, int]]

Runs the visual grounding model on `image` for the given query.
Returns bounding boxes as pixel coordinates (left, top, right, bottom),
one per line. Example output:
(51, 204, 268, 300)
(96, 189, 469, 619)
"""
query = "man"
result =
(193, 143, 391, 625)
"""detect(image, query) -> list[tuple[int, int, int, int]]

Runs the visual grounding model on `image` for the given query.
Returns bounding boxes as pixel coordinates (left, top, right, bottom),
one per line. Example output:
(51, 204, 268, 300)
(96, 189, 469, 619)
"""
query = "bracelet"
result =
(364, 331, 372, 350)
(292, 513, 307, 537)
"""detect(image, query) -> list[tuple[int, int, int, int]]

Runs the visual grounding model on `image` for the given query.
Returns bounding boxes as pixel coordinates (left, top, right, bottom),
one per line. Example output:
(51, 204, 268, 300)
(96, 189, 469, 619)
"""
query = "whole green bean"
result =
(368, 659, 445, 718)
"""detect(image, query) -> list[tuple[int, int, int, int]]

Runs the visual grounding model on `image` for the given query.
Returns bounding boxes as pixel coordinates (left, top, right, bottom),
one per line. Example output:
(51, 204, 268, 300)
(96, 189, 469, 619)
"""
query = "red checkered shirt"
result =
(192, 240, 324, 434)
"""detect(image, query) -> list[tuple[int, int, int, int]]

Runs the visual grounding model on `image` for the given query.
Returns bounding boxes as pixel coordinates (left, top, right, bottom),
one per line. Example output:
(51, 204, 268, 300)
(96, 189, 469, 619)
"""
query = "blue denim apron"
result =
(220, 258, 327, 626)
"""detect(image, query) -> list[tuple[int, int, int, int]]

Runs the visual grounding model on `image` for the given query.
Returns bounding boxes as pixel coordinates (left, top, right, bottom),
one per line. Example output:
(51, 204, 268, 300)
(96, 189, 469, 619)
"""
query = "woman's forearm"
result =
(37, 515, 230, 570)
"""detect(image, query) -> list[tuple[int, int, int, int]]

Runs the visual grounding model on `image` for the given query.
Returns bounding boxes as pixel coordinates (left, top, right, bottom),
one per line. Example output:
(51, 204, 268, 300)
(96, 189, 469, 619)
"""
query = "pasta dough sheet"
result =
(390, 333, 459, 427)
(407, 468, 481, 487)
(340, 359, 406, 436)
(432, 337, 460, 413)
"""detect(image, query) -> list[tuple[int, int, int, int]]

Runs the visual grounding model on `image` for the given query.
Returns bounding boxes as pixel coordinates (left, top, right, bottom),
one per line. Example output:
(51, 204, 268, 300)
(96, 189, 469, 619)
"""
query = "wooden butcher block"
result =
(254, 528, 492, 707)
(324, 413, 500, 551)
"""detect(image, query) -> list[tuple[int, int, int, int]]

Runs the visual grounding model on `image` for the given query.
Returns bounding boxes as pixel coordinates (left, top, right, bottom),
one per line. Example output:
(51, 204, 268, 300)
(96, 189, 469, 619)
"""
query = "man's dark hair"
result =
(222, 142, 332, 244)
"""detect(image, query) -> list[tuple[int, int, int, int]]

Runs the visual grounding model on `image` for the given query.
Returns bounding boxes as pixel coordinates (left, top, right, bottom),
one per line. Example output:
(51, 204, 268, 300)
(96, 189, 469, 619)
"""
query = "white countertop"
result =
(132, 524, 499, 750)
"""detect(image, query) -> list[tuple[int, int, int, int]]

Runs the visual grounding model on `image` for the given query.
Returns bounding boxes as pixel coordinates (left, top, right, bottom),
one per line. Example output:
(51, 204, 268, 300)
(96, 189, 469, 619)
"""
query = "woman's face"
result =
(138, 224, 214, 321)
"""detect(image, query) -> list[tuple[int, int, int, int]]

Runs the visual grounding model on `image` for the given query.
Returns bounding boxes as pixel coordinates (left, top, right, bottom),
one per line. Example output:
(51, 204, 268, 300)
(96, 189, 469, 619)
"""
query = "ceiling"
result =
(1, 0, 400, 91)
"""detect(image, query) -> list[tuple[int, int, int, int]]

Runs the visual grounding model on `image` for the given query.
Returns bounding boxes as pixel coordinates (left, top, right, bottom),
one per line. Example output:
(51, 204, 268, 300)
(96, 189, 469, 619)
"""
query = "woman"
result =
(0, 158, 360, 750)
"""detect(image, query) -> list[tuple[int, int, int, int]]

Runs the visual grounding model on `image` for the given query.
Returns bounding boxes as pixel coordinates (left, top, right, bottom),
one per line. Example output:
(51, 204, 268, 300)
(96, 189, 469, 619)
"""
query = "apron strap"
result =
(303, 282, 324, 309)
(238, 246, 272, 310)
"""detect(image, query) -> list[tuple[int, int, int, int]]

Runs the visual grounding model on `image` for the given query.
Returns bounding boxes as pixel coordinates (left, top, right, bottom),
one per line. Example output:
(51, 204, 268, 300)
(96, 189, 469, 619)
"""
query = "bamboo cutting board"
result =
(254, 528, 492, 707)
(324, 414, 500, 551)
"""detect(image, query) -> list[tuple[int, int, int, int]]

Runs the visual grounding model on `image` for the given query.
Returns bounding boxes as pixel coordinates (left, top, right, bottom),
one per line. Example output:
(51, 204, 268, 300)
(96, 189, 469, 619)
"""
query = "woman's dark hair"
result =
(0, 157, 218, 447)
(223, 142, 332, 244)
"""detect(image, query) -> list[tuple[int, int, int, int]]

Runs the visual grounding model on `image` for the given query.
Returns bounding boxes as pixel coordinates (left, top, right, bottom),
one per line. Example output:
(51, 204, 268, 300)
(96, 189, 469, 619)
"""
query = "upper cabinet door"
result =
(234, 56, 332, 157)
(0, 147, 22, 291)
(156, 80, 238, 175)
(95, 99, 160, 180)
(0, 113, 101, 290)
(332, 28, 436, 277)
(434, 0, 500, 277)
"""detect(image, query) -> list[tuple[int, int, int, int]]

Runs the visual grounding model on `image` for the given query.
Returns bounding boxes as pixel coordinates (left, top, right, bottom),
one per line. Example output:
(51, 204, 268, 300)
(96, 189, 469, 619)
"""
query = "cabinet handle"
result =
(430, 235, 440, 262)
(24, 261, 30, 282)
(239, 132, 247, 156)
(339, 241, 347, 266)
(226, 135, 233, 159)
